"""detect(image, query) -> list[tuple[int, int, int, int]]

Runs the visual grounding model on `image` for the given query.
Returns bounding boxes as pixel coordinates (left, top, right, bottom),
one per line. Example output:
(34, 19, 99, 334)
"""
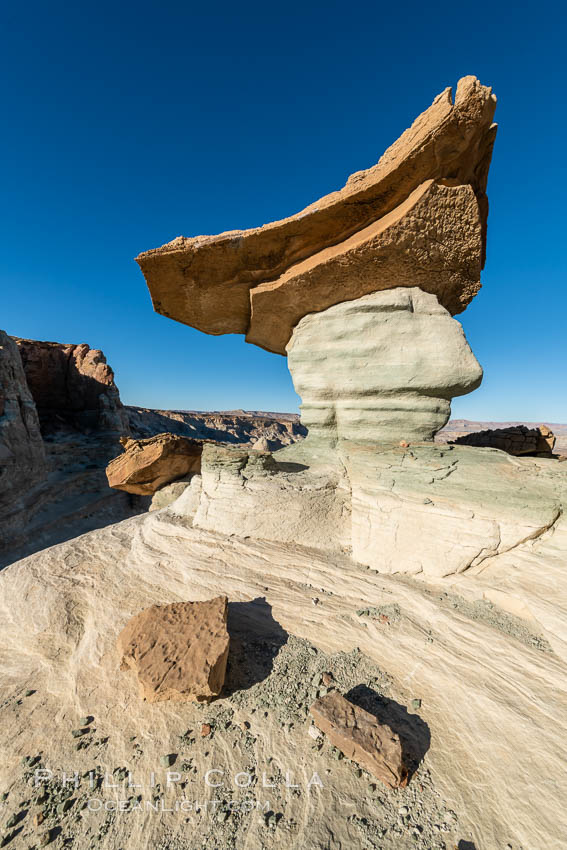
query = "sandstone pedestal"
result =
(286, 287, 482, 453)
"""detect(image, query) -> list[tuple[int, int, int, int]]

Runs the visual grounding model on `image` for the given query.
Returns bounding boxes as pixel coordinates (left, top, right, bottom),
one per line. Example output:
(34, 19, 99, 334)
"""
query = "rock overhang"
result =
(135, 76, 497, 354)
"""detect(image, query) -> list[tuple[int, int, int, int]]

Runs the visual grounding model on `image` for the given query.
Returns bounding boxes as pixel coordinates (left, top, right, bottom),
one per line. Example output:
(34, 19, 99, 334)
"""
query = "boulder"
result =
(310, 691, 407, 788)
(106, 433, 204, 495)
(136, 76, 496, 352)
(452, 424, 556, 456)
(117, 596, 229, 702)
(13, 338, 129, 434)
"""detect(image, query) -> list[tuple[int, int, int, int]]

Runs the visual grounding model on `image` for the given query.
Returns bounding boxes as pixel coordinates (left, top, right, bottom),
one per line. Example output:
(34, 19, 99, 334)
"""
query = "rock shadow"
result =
(345, 684, 431, 782)
(222, 597, 289, 697)
(457, 842, 477, 850)
(275, 461, 309, 473)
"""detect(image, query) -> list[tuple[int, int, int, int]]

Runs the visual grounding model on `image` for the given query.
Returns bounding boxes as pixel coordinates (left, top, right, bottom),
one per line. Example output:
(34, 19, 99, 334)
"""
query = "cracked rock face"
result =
(310, 691, 407, 788)
(117, 596, 229, 702)
(136, 76, 496, 352)
(286, 288, 483, 449)
(0, 331, 47, 543)
(14, 337, 130, 434)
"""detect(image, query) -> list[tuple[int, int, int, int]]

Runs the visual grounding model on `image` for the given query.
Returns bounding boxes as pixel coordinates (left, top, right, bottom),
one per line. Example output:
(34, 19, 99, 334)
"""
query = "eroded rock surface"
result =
(117, 596, 229, 702)
(310, 690, 407, 788)
(286, 288, 482, 449)
(136, 76, 496, 352)
(1, 491, 566, 848)
(14, 338, 130, 434)
(106, 433, 204, 495)
(0, 331, 47, 546)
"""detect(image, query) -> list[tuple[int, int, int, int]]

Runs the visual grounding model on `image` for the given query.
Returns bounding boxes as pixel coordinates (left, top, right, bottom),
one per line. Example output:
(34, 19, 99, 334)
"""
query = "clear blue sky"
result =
(1, 0, 566, 419)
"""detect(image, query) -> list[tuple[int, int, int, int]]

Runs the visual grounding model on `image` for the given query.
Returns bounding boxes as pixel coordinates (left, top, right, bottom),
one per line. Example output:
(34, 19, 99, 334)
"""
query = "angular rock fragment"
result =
(136, 76, 496, 351)
(310, 691, 407, 788)
(117, 596, 229, 703)
(106, 433, 204, 495)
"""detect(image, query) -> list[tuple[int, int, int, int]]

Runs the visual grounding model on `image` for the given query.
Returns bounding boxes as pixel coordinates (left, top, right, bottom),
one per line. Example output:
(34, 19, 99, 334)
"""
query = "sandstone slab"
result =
(247, 179, 482, 353)
(136, 77, 496, 350)
(310, 691, 407, 788)
(106, 433, 204, 495)
(117, 596, 229, 702)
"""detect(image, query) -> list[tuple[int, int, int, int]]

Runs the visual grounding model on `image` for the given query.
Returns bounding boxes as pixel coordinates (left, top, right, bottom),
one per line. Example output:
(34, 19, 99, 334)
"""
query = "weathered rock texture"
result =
(286, 288, 482, 449)
(107, 433, 204, 495)
(0, 331, 47, 545)
(452, 424, 556, 456)
(136, 76, 496, 354)
(310, 691, 407, 788)
(14, 338, 130, 434)
(2, 468, 567, 848)
(117, 596, 229, 702)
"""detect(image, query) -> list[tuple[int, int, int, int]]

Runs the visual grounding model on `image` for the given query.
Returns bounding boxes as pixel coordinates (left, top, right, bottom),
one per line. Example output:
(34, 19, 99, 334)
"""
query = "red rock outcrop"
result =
(106, 433, 204, 495)
(117, 596, 230, 702)
(13, 338, 129, 433)
(136, 76, 496, 354)
(310, 691, 407, 788)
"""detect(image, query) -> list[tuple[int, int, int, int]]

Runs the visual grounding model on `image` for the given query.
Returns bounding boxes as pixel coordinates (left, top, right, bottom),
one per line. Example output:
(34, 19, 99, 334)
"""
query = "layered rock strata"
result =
(14, 338, 130, 434)
(453, 423, 556, 456)
(286, 288, 482, 450)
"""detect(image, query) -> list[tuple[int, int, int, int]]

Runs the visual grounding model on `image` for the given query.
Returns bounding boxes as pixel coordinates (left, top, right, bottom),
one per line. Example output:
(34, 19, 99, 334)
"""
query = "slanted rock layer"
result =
(106, 433, 205, 495)
(136, 77, 496, 352)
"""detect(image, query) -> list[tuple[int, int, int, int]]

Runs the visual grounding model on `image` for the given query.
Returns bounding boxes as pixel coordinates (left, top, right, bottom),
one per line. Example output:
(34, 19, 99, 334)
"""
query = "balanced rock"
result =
(106, 433, 204, 495)
(14, 337, 129, 434)
(310, 691, 407, 788)
(117, 596, 229, 702)
(136, 76, 496, 354)
(452, 424, 556, 456)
